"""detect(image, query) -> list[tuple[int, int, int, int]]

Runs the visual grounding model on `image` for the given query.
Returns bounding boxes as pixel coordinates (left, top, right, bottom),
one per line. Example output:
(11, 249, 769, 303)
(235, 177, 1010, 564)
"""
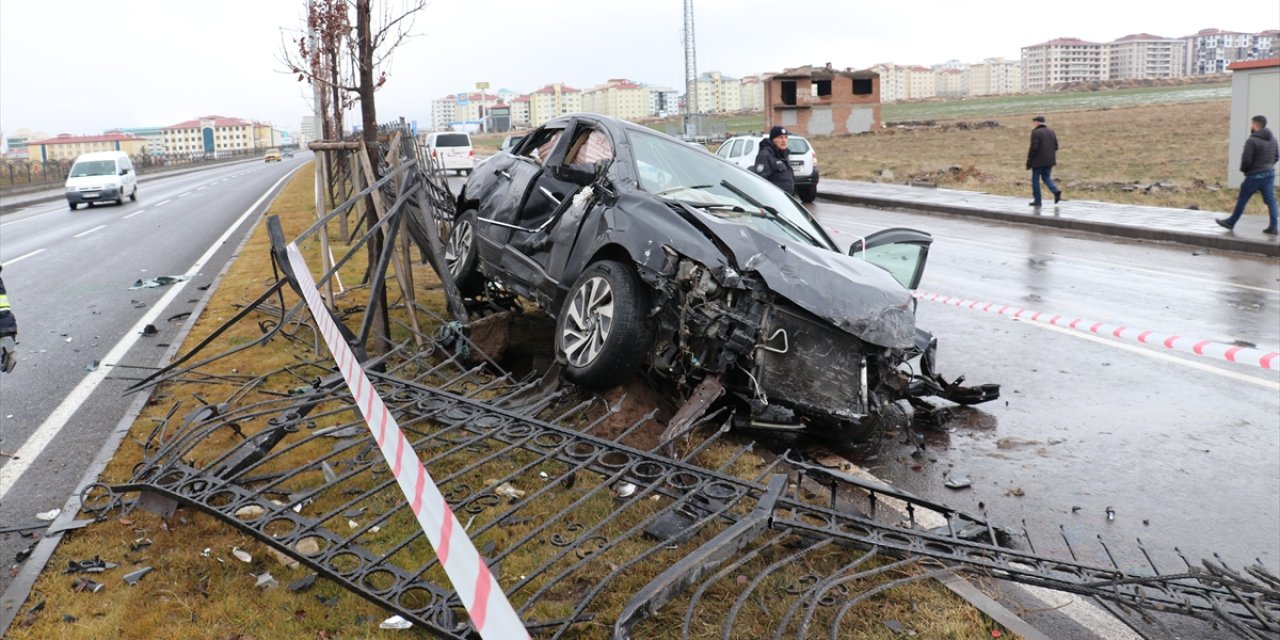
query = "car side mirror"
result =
(554, 161, 602, 187)
(120, 168, 129, 175)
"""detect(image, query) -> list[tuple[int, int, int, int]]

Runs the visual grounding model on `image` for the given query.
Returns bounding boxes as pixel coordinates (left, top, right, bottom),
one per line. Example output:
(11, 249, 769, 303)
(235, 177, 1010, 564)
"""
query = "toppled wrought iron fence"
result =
(92, 119, 1280, 640)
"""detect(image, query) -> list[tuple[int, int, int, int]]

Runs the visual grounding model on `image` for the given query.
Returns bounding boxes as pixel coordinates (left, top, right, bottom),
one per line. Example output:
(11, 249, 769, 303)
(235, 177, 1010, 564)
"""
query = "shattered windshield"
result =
(70, 160, 117, 177)
(627, 130, 833, 249)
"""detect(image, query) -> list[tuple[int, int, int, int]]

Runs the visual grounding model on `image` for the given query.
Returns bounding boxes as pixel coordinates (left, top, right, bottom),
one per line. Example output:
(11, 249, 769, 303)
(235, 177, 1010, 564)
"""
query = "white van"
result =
(66, 151, 138, 210)
(424, 131, 475, 175)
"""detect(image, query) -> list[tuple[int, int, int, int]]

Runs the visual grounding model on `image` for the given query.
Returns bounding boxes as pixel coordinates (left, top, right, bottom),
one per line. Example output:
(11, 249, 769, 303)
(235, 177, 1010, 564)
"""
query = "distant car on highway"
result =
(425, 131, 475, 176)
(282, 148, 294, 159)
(717, 133, 820, 202)
(65, 151, 137, 210)
(498, 134, 525, 154)
(264, 148, 282, 162)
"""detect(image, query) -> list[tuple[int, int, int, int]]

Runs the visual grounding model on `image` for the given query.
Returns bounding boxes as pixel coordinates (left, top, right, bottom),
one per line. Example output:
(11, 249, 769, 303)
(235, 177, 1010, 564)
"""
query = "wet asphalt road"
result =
(0, 157, 307, 596)
(812, 200, 1280, 636)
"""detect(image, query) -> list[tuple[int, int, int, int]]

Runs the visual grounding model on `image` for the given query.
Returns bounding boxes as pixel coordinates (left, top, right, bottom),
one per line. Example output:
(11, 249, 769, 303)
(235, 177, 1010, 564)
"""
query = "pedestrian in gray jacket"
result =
(1217, 115, 1279, 235)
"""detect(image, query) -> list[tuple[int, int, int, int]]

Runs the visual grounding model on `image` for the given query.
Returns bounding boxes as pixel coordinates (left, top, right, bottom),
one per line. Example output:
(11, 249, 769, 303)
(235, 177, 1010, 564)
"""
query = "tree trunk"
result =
(355, 0, 390, 354)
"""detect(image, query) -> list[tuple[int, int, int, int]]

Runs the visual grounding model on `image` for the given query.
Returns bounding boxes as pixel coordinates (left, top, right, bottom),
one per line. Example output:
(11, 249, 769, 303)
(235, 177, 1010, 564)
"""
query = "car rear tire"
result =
(556, 260, 653, 389)
(444, 210, 484, 296)
(797, 184, 817, 203)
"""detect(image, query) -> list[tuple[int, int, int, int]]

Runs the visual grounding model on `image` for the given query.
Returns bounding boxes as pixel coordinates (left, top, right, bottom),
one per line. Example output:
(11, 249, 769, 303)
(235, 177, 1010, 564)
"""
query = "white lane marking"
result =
(1029, 320, 1279, 389)
(72, 225, 107, 238)
(196, 186, 207, 191)
(122, 209, 147, 219)
(0, 217, 40, 228)
(2, 249, 46, 266)
(154, 199, 172, 207)
(177, 192, 192, 198)
(823, 218, 1279, 295)
(0, 163, 304, 501)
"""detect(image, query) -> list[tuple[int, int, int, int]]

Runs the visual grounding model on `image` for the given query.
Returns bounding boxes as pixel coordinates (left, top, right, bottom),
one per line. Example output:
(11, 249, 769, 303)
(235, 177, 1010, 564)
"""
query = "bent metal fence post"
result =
(92, 120, 1280, 640)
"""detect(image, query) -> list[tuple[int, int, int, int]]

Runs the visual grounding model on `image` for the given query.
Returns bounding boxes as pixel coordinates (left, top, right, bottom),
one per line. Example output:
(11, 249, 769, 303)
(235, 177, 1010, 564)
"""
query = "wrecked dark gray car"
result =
(447, 114, 997, 444)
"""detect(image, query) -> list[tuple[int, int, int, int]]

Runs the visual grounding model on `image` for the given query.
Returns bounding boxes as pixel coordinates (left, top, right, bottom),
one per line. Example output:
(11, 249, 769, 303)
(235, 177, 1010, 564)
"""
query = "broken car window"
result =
(567, 129, 613, 165)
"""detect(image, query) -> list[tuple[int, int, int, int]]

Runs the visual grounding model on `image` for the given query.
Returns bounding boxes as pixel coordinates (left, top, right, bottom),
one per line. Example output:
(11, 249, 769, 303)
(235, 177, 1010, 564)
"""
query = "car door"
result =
(848, 228, 933, 290)
(476, 125, 568, 294)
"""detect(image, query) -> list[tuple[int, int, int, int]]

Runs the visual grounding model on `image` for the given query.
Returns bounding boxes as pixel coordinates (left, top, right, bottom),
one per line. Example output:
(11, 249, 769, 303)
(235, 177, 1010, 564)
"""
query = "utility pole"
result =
(682, 0, 698, 138)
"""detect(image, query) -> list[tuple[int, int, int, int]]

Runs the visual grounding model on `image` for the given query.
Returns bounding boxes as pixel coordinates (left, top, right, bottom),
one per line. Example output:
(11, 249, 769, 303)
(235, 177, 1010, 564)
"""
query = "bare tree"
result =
(283, 0, 424, 353)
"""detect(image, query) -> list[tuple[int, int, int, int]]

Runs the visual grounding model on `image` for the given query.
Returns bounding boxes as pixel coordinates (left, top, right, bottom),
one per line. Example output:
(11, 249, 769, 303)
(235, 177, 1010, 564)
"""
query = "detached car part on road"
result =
(447, 114, 998, 445)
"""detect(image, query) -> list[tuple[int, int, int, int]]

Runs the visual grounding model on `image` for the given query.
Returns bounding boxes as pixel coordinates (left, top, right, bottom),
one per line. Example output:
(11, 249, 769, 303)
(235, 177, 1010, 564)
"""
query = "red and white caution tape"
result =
(914, 291, 1280, 372)
(285, 243, 528, 639)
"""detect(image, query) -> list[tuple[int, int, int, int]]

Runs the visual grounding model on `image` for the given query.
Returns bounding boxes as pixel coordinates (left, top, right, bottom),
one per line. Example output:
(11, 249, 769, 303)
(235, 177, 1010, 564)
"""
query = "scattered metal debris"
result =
(380, 614, 412, 630)
(121, 567, 152, 586)
(35, 509, 60, 521)
(129, 275, 188, 290)
(71, 577, 104, 593)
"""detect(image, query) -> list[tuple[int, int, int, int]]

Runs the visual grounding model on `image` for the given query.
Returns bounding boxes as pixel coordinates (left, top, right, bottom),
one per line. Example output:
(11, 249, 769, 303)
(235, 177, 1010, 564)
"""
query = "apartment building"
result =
(163, 116, 271, 156)
(870, 64, 906, 102)
(966, 57, 1022, 96)
(116, 126, 167, 156)
(1109, 33, 1187, 79)
(1021, 38, 1108, 91)
(431, 93, 506, 130)
(510, 96, 531, 128)
(739, 75, 766, 112)
(692, 71, 742, 114)
(581, 79, 651, 121)
(24, 131, 149, 162)
(935, 68, 965, 97)
(528, 83, 582, 126)
(646, 86, 680, 118)
(904, 66, 938, 100)
(300, 115, 318, 144)
(1185, 28, 1280, 75)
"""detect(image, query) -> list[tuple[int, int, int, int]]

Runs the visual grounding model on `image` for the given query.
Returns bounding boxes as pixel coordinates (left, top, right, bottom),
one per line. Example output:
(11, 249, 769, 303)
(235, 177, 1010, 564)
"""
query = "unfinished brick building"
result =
(765, 64, 882, 136)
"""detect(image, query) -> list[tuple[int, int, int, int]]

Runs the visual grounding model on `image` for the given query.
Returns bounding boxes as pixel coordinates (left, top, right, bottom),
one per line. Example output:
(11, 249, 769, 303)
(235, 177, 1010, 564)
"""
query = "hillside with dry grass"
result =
(813, 100, 1239, 211)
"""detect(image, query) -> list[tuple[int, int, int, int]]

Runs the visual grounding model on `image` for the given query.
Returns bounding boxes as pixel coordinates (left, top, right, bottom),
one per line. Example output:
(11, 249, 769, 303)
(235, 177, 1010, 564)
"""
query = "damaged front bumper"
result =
(644, 253, 999, 444)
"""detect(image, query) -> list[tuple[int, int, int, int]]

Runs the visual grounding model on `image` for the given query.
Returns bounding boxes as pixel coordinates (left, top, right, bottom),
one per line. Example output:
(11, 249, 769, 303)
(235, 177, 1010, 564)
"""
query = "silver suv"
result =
(716, 133, 819, 202)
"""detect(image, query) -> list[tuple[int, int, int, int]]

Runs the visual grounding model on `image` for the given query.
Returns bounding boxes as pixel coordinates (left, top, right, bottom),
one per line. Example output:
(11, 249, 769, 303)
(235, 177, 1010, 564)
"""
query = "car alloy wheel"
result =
(444, 217, 472, 278)
(561, 275, 614, 368)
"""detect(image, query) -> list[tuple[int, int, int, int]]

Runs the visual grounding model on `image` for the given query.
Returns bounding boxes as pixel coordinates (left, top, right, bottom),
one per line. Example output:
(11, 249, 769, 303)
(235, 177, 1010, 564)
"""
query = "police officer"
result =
(0, 264, 16, 373)
(752, 125, 795, 195)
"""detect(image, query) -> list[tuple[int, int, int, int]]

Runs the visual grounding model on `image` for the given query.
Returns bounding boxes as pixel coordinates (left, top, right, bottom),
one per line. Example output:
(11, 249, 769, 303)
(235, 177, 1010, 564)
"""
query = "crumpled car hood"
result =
(687, 208, 917, 349)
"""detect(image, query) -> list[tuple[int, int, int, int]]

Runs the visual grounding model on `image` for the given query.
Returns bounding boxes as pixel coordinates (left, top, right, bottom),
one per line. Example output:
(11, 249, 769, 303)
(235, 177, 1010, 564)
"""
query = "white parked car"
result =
(425, 131, 475, 175)
(65, 151, 137, 210)
(716, 133, 820, 202)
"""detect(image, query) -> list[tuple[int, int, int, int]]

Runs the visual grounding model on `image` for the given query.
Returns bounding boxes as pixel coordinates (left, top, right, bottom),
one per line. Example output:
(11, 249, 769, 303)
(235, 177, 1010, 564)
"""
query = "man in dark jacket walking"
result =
(1217, 115, 1279, 235)
(1026, 115, 1061, 207)
(753, 125, 795, 195)
(0, 265, 16, 373)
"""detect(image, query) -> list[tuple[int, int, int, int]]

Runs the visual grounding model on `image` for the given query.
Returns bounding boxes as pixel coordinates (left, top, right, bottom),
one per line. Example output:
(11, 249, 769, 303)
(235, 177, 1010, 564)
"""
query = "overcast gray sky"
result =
(1, 0, 1276, 137)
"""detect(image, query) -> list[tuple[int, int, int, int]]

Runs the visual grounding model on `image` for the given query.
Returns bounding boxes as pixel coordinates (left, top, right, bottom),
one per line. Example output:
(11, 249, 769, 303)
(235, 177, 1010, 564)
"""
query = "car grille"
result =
(754, 305, 865, 418)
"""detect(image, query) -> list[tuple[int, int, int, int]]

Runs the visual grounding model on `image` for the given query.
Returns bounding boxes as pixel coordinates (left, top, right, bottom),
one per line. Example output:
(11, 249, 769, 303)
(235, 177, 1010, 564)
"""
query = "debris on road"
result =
(71, 577, 104, 593)
(287, 574, 317, 593)
(129, 275, 188, 290)
(1106, 506, 1116, 521)
(35, 509, 61, 521)
(944, 475, 972, 490)
(231, 547, 252, 563)
(141, 324, 158, 337)
(254, 572, 278, 589)
(63, 557, 117, 574)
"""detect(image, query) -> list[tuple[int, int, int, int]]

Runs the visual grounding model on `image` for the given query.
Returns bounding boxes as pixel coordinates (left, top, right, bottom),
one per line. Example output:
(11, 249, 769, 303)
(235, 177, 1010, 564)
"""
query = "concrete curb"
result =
(818, 190, 1280, 258)
(0, 157, 265, 215)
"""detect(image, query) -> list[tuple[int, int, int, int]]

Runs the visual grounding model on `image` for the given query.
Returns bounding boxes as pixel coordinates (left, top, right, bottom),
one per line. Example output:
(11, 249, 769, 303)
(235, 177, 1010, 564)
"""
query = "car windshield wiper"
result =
(718, 179, 822, 246)
(682, 202, 745, 212)
(655, 184, 714, 196)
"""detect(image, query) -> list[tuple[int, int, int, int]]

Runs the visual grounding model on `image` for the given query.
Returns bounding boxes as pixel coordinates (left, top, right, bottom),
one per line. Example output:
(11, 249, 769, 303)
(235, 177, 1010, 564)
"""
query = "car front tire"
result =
(129, 185, 137, 202)
(444, 210, 484, 296)
(68, 201, 77, 210)
(797, 184, 817, 203)
(556, 260, 653, 389)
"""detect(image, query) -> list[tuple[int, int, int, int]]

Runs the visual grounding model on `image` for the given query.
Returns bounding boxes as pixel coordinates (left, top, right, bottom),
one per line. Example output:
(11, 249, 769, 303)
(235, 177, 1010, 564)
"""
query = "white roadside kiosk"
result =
(1227, 58, 1280, 188)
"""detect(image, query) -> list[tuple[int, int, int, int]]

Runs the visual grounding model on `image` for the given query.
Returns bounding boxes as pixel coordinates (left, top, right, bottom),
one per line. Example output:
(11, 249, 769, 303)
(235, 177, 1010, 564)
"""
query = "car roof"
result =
(74, 151, 129, 160)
